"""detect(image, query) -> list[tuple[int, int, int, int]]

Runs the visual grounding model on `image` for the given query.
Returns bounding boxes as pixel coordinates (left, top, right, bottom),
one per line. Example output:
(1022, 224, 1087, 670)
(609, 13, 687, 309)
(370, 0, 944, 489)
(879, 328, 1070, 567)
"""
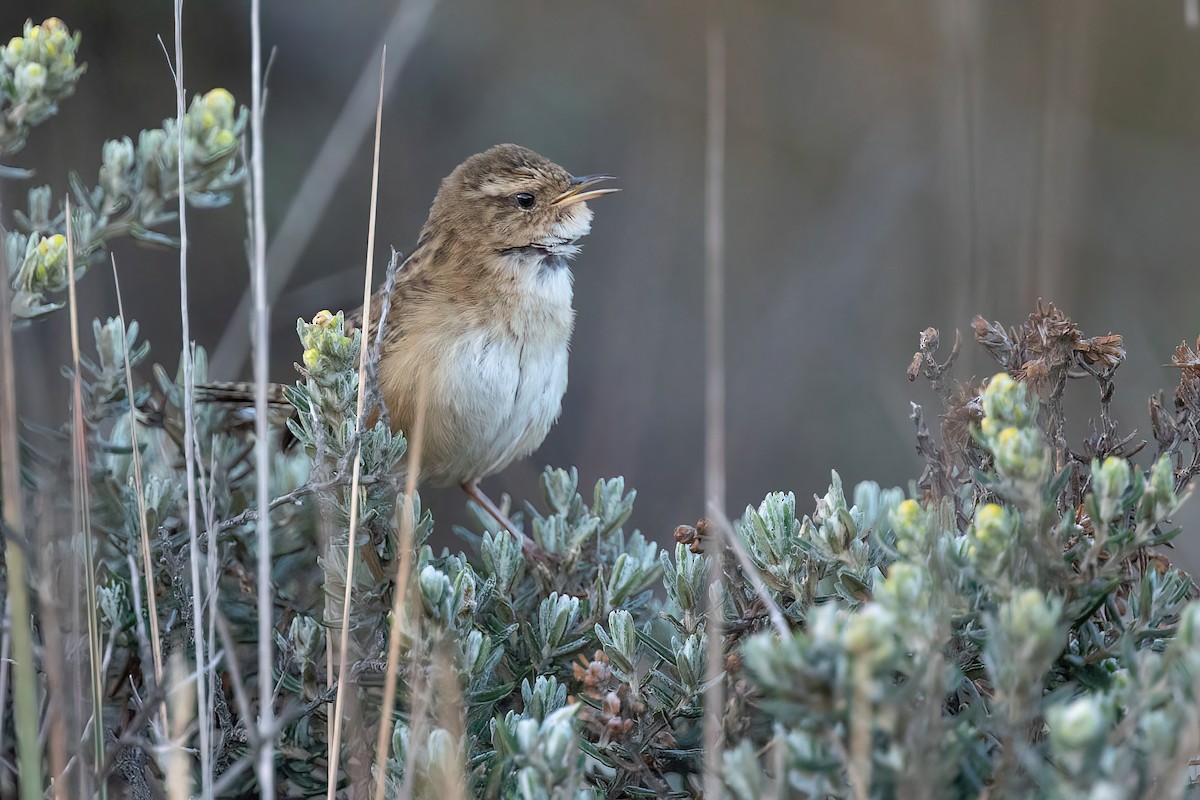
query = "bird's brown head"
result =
(424, 143, 617, 260)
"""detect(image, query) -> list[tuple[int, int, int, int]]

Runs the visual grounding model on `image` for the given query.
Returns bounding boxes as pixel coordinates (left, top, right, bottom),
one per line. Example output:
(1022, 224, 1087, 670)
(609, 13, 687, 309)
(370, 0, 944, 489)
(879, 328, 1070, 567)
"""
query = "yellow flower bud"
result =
(37, 239, 50, 255)
(29, 26, 41, 40)
(42, 18, 66, 32)
(312, 310, 335, 328)
(202, 111, 216, 129)
(203, 88, 235, 116)
(7, 37, 24, 54)
(997, 426, 1019, 446)
(48, 234, 66, 249)
(213, 129, 236, 149)
(894, 499, 920, 528)
(976, 503, 1005, 530)
(302, 348, 320, 370)
(17, 63, 47, 96)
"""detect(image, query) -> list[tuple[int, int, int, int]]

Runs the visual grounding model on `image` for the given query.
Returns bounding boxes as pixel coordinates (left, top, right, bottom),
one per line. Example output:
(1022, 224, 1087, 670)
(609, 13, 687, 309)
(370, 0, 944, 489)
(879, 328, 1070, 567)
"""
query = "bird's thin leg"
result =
(461, 479, 521, 534)
(461, 480, 555, 563)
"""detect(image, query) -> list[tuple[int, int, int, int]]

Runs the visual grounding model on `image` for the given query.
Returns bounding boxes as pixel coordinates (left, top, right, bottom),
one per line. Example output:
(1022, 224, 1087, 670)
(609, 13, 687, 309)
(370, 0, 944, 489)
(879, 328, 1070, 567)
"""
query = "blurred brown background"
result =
(5, 0, 1200, 572)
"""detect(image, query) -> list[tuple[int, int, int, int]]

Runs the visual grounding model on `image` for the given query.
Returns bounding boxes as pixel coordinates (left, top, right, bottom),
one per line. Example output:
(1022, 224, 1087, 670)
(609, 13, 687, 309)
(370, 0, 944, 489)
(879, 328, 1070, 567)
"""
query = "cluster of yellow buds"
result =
(842, 603, 899, 669)
(297, 309, 357, 379)
(967, 501, 1016, 568)
(15, 232, 71, 297)
(2, 18, 79, 96)
(889, 497, 929, 559)
(182, 87, 240, 160)
(978, 372, 1048, 483)
(979, 372, 1034, 433)
(1, 18, 84, 154)
(116, 86, 246, 201)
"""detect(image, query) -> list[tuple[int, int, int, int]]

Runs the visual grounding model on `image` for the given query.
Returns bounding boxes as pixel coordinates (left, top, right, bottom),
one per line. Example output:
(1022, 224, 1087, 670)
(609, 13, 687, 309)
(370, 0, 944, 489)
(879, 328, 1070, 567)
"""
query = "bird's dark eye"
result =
(513, 192, 536, 210)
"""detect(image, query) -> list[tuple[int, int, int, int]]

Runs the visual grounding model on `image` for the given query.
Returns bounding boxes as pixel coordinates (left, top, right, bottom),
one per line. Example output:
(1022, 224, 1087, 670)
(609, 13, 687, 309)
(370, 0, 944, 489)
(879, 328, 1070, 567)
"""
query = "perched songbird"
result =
(203, 144, 617, 544)
(359, 143, 616, 533)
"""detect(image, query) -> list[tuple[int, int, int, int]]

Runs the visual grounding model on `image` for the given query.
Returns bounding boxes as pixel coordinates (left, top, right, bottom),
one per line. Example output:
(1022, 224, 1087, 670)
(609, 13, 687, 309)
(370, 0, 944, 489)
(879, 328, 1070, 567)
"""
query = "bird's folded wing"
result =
(194, 381, 291, 406)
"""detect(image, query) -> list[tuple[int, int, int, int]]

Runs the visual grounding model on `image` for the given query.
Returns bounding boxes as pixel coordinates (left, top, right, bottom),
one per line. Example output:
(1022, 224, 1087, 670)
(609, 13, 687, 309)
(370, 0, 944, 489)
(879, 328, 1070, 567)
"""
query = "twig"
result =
(215, 481, 319, 533)
(328, 46, 388, 800)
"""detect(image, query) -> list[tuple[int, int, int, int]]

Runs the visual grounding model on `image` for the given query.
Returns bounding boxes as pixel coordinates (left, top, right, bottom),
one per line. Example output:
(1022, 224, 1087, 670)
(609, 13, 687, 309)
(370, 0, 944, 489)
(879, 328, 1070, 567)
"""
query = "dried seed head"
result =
(674, 524, 697, 545)
(674, 521, 706, 554)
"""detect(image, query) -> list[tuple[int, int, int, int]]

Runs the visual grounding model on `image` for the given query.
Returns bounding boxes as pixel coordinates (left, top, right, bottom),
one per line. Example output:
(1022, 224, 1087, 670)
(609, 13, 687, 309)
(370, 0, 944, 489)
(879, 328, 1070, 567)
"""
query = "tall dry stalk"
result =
(34, 496, 70, 798)
(701, 2, 727, 798)
(112, 257, 168, 738)
(65, 199, 106, 797)
(167, 0, 214, 791)
(372, 379, 427, 800)
(165, 654, 195, 800)
(247, 0, 276, 795)
(327, 47, 388, 800)
(0, 203, 42, 800)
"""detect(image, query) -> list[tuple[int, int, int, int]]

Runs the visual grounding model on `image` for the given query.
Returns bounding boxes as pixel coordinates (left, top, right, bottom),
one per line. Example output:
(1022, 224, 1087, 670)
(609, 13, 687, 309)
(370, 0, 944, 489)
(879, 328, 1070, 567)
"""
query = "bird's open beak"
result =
(552, 174, 619, 206)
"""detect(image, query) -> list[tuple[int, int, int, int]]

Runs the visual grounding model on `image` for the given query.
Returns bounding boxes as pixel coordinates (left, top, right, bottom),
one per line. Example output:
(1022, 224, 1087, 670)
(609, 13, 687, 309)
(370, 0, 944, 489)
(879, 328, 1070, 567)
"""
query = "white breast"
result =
(391, 257, 575, 487)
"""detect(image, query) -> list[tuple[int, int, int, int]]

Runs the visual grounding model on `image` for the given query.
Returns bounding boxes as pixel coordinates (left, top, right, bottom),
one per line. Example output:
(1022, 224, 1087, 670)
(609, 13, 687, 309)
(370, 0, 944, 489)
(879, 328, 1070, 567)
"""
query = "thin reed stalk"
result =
(248, 0, 276, 794)
(34, 496, 69, 798)
(0, 593, 7, 771)
(0, 207, 41, 800)
(372, 378, 427, 800)
(430, 643, 468, 800)
(65, 199, 106, 797)
(165, 654, 195, 800)
(399, 618, 426, 800)
(112, 256, 168, 737)
(327, 47, 388, 800)
(701, 3, 727, 798)
(168, 0, 213, 791)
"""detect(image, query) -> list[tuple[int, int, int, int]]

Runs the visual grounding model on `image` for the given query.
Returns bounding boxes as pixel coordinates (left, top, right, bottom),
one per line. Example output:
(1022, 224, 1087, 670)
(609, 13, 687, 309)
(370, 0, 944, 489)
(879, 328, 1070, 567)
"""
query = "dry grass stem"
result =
(327, 46, 388, 800)
(0, 204, 42, 800)
(112, 256, 169, 737)
(65, 199, 106, 795)
(165, 0, 214, 791)
(431, 644, 468, 800)
(702, 3, 728, 798)
(165, 654, 195, 800)
(248, 0, 276, 795)
(35, 502, 70, 798)
(372, 377, 427, 800)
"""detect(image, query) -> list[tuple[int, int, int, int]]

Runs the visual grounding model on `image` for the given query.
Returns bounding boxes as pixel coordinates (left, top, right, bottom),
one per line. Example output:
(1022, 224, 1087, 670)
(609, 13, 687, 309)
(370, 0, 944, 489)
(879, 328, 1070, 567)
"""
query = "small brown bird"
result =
(204, 144, 617, 545)
(360, 143, 616, 535)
